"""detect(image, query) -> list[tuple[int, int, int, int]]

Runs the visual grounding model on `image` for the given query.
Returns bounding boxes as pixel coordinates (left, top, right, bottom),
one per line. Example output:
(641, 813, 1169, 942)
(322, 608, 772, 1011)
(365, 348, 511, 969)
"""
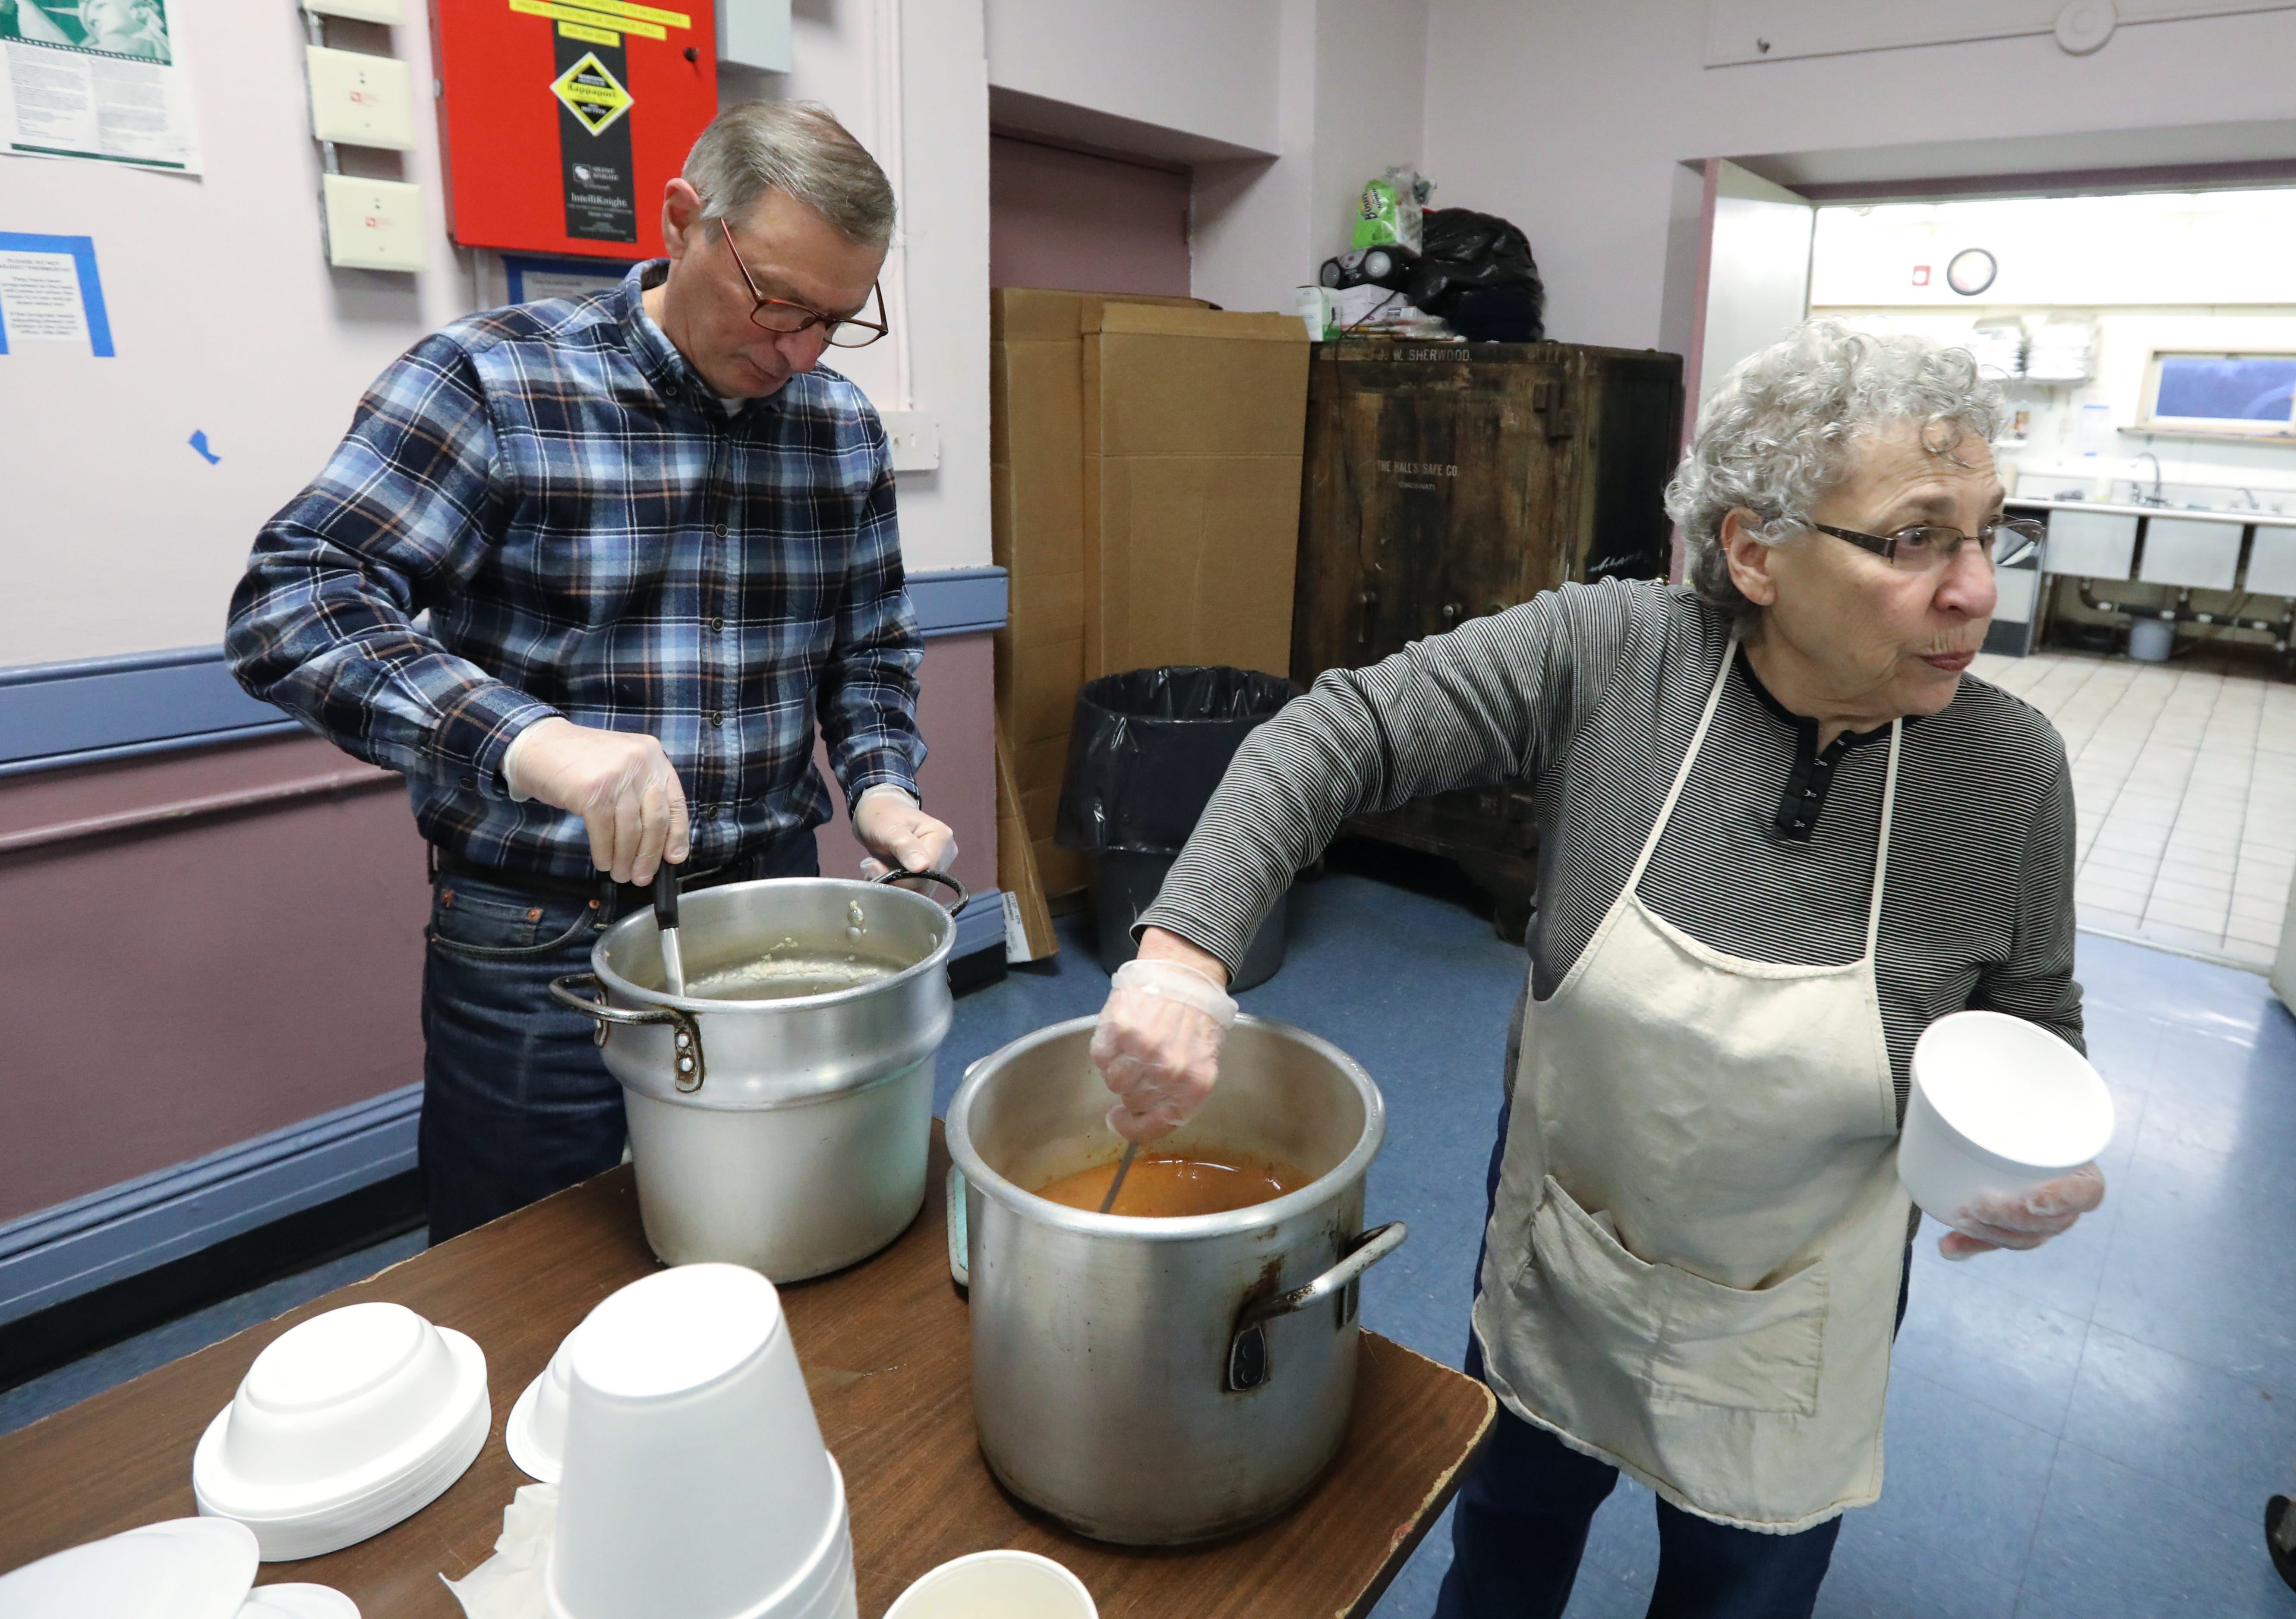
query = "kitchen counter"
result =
(2006, 495, 2296, 526)
(0, 1125, 1495, 1618)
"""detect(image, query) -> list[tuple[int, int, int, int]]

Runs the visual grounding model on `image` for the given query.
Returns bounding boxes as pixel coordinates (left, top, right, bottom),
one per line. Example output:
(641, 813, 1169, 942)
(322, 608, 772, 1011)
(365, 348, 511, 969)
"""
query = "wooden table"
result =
(0, 1127, 1493, 1616)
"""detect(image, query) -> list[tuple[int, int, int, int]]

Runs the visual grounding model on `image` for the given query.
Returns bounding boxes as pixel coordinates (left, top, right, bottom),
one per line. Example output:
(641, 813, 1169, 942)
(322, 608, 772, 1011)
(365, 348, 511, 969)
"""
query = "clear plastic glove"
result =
(852, 784, 957, 879)
(1089, 957, 1237, 1144)
(502, 717, 689, 886)
(1939, 1162, 2107, 1260)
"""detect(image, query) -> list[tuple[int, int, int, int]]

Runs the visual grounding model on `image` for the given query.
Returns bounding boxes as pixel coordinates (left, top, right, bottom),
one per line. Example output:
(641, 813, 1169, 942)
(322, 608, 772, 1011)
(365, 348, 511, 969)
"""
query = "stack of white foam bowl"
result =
(548, 1263, 854, 1619)
(1899, 1009, 2116, 1229)
(505, 1311, 592, 1484)
(0, 1516, 360, 1616)
(192, 1301, 490, 1559)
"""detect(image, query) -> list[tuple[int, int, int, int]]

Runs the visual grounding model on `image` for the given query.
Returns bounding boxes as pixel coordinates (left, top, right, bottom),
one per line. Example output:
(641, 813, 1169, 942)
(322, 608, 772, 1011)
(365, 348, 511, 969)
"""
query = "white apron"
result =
(1470, 638, 1912, 1534)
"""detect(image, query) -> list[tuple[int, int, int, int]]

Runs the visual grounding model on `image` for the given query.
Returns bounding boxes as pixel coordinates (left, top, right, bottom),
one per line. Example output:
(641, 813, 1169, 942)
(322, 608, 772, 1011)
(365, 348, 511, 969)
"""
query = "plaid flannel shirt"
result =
(226, 261, 924, 885)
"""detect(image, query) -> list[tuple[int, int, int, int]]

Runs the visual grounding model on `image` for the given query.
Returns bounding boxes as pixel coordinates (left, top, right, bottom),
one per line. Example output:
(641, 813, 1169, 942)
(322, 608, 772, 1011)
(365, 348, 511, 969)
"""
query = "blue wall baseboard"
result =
(0, 1086, 423, 1332)
(0, 892, 1006, 1332)
(0, 567, 1008, 778)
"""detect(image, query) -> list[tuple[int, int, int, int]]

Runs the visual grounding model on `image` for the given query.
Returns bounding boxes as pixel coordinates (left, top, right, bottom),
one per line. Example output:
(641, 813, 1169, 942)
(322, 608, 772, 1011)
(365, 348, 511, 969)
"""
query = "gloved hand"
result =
(502, 716, 689, 885)
(1089, 951, 1237, 1144)
(852, 784, 958, 879)
(1938, 1162, 2107, 1260)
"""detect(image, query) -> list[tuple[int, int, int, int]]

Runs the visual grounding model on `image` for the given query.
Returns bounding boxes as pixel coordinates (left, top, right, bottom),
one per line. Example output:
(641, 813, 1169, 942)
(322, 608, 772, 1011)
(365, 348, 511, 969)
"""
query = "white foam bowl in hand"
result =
(0, 1517, 259, 1619)
(883, 1550, 1098, 1619)
(1899, 1010, 2115, 1233)
(546, 1263, 853, 1619)
(507, 1315, 593, 1484)
(193, 1301, 489, 1560)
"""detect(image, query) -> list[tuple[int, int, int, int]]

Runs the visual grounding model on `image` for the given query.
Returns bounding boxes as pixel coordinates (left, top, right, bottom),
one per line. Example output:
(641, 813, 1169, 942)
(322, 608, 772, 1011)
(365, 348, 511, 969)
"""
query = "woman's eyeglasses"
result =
(1809, 517, 2045, 574)
(718, 218, 889, 350)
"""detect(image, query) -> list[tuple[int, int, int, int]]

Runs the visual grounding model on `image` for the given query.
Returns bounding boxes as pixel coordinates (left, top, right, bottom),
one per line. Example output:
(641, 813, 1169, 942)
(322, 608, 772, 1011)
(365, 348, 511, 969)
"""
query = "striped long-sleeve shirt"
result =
(226, 261, 924, 885)
(1141, 579, 2082, 1100)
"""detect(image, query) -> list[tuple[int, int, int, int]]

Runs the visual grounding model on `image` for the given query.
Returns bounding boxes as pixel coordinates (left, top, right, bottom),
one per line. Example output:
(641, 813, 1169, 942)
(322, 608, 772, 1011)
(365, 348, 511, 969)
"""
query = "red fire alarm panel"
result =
(432, 0, 717, 261)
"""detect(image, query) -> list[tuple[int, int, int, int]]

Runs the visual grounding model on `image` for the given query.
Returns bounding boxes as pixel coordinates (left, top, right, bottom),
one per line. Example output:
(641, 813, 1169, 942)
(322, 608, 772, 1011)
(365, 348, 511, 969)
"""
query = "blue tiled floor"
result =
(9, 866, 2295, 1617)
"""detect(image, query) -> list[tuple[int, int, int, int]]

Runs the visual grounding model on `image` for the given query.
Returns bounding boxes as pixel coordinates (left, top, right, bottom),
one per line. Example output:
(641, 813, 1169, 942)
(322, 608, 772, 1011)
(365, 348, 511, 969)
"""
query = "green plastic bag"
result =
(1351, 166, 1431, 251)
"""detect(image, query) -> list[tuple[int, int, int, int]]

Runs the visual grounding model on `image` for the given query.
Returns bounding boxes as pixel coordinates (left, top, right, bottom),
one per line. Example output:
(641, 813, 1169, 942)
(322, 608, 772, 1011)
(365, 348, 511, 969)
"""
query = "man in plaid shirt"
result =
(226, 102, 954, 1241)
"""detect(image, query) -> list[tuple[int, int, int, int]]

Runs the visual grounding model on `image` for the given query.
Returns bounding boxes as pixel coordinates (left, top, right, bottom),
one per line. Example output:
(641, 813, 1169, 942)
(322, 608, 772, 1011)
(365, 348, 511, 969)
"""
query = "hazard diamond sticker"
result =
(551, 51, 632, 137)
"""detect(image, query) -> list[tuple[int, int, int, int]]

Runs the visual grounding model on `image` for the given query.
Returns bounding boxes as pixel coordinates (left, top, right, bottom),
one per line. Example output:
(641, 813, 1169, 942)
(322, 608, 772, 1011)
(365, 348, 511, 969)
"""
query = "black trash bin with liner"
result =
(1056, 666, 1299, 990)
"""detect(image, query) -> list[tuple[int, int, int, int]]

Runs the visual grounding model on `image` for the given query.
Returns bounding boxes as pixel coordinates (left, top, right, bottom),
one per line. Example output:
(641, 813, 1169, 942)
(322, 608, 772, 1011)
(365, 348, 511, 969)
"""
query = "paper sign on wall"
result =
(0, 233, 113, 355)
(0, 0, 202, 172)
(502, 254, 629, 303)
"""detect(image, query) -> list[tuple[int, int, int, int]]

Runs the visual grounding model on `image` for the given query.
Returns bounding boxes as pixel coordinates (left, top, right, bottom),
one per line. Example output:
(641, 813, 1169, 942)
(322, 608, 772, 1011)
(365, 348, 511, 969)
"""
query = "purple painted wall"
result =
(814, 632, 1000, 899)
(0, 631, 1000, 1226)
(989, 135, 1194, 296)
(0, 736, 426, 1223)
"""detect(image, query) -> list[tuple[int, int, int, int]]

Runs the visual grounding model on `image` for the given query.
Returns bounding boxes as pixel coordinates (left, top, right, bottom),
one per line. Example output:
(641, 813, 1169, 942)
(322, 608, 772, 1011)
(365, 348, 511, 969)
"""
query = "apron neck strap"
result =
(1624, 633, 1741, 892)
(1632, 633, 1904, 964)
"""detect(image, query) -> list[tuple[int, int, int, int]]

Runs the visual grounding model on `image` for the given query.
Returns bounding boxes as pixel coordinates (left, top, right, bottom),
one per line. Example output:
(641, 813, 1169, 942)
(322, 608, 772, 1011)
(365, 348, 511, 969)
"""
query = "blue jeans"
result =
(417, 835, 818, 1243)
(1433, 989, 1902, 1619)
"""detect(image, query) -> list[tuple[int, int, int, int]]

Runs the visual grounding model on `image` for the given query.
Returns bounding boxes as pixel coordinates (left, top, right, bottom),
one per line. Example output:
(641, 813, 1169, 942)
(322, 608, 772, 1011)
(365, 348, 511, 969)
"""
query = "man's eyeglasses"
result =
(718, 218, 889, 350)
(1809, 517, 2044, 574)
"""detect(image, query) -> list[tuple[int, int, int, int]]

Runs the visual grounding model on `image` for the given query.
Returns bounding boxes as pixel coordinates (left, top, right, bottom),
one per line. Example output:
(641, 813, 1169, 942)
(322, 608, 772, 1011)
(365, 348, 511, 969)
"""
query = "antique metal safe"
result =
(1291, 340, 1685, 938)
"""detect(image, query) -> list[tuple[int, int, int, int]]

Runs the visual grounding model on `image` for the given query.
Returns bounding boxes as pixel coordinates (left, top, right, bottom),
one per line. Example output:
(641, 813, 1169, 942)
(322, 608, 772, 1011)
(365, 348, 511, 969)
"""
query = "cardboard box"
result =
(991, 288, 1208, 898)
(1081, 304, 1309, 680)
(994, 718, 1058, 962)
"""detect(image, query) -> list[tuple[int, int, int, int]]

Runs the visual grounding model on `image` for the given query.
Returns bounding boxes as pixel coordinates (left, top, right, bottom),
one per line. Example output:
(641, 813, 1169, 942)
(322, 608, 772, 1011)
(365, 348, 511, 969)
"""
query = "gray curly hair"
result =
(1664, 321, 2005, 630)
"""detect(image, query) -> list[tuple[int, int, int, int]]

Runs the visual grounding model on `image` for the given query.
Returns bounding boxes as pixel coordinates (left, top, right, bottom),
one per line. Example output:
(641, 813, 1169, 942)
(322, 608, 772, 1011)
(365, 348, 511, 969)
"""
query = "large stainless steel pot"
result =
(549, 871, 962, 1282)
(945, 1014, 1404, 1545)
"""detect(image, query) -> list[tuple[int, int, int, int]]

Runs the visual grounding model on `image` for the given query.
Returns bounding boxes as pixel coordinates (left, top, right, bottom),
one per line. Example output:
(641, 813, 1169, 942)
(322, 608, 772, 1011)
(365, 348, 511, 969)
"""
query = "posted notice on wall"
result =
(0, 233, 115, 355)
(0, 0, 201, 173)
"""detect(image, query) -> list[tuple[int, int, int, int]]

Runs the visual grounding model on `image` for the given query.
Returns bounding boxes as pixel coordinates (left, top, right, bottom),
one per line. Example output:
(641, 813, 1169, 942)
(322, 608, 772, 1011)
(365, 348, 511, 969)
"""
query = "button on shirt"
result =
(226, 261, 925, 885)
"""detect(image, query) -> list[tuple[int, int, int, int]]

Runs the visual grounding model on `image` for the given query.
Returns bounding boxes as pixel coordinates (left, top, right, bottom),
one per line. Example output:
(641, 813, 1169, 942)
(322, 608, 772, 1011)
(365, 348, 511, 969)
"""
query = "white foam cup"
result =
(883, 1550, 1098, 1619)
(546, 1263, 848, 1619)
(193, 1301, 489, 1559)
(1900, 1010, 2115, 1232)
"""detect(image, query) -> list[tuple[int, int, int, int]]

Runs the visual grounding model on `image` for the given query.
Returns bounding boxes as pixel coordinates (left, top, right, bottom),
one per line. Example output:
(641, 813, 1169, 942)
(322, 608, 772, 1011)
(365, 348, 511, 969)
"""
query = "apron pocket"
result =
(1644, 1255, 1827, 1417)
(1525, 1175, 1829, 1418)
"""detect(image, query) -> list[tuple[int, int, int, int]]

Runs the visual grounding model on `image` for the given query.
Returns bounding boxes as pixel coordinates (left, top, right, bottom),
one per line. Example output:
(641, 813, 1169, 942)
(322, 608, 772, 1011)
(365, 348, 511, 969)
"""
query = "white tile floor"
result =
(1973, 649, 2296, 970)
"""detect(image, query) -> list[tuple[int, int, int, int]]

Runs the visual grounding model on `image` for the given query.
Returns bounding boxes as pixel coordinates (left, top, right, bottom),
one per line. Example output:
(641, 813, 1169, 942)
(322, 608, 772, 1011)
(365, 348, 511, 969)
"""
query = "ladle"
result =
(1097, 1140, 1139, 1215)
(653, 864, 685, 996)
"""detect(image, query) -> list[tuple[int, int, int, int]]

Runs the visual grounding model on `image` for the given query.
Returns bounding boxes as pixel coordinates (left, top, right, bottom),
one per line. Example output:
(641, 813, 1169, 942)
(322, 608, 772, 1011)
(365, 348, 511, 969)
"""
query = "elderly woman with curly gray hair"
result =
(1086, 321, 2107, 1617)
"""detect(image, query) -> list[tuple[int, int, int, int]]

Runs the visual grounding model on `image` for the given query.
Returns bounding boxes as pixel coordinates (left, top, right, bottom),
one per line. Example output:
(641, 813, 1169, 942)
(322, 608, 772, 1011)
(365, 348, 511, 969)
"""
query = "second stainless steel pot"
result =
(549, 871, 962, 1282)
(945, 1014, 1403, 1545)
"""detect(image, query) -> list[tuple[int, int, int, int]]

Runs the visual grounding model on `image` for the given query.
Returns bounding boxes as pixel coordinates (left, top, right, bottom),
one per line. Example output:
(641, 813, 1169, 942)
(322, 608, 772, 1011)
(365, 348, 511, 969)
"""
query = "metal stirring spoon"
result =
(653, 864, 685, 995)
(1098, 1140, 1141, 1214)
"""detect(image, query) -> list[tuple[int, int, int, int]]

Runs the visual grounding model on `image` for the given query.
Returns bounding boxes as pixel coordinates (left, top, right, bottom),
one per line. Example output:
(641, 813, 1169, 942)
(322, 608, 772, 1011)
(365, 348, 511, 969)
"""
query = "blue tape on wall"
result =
(0, 568, 1006, 778)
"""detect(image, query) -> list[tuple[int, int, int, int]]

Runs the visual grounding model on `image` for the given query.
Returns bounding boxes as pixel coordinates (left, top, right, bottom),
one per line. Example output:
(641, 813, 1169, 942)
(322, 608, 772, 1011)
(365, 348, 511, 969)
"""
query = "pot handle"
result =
(547, 973, 707, 1094)
(1226, 1222, 1407, 1394)
(945, 1164, 971, 1289)
(872, 867, 971, 915)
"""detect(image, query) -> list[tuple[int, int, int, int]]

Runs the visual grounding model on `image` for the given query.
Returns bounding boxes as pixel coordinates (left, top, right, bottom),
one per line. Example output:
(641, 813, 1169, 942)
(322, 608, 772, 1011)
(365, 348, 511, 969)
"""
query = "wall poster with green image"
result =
(0, 0, 202, 172)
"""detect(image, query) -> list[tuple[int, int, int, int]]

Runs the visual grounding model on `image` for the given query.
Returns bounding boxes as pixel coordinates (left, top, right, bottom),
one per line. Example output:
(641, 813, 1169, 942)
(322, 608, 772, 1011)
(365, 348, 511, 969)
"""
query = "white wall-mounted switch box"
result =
(322, 174, 428, 271)
(717, 0, 792, 71)
(307, 46, 417, 150)
(303, 0, 406, 24)
(880, 411, 940, 473)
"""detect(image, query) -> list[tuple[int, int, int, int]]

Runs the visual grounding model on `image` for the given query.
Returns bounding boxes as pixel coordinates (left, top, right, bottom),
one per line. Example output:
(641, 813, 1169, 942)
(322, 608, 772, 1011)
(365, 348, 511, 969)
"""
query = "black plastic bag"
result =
(1056, 666, 1299, 854)
(1407, 208, 1546, 341)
